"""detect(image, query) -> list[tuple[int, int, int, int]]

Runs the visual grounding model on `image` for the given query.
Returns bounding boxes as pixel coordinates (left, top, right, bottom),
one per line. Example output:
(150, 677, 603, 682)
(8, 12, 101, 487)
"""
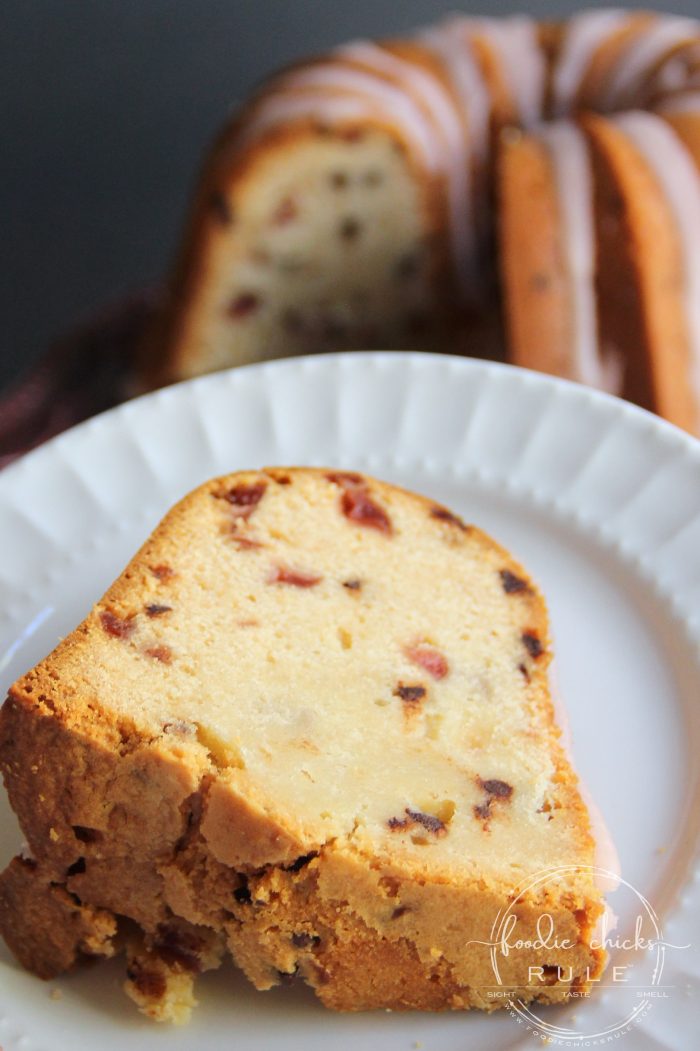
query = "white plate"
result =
(1, 352, 699, 1051)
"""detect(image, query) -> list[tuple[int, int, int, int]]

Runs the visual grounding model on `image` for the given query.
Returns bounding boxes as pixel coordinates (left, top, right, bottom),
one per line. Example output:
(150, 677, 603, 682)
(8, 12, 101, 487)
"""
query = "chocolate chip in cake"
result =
(500, 570, 530, 595)
(387, 814, 410, 831)
(522, 632, 543, 659)
(474, 778, 513, 822)
(394, 684, 427, 710)
(292, 932, 321, 948)
(145, 604, 172, 617)
(342, 578, 362, 592)
(479, 778, 513, 800)
(406, 809, 447, 836)
(387, 808, 447, 837)
(339, 217, 361, 241)
(391, 905, 412, 920)
(431, 506, 469, 531)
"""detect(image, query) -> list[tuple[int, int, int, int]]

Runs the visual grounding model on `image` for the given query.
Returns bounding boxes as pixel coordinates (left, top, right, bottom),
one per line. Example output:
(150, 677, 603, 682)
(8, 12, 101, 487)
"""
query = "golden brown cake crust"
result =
(498, 130, 575, 378)
(0, 855, 117, 979)
(0, 468, 604, 1021)
(584, 112, 697, 430)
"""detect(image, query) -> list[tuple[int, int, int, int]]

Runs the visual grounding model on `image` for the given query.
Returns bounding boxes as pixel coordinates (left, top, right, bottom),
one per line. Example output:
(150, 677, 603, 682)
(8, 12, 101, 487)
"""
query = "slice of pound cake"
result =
(0, 468, 606, 1022)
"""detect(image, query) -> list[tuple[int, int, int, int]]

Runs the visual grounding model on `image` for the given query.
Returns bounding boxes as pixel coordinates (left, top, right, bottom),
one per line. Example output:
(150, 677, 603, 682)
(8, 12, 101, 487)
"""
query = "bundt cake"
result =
(143, 8, 700, 435)
(0, 468, 606, 1022)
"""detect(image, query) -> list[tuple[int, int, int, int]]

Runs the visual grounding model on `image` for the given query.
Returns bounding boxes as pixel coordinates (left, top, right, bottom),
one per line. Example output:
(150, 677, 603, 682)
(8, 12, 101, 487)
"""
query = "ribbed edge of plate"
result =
(1, 352, 699, 1050)
(2, 352, 699, 637)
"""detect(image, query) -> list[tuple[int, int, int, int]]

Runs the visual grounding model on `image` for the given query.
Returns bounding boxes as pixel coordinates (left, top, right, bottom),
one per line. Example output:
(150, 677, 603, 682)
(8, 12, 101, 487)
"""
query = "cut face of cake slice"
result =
(144, 51, 459, 387)
(0, 468, 606, 1021)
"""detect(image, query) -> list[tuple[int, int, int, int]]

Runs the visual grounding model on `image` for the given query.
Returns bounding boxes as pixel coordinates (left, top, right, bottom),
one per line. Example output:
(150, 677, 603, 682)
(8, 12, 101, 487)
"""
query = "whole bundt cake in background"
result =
(142, 8, 700, 436)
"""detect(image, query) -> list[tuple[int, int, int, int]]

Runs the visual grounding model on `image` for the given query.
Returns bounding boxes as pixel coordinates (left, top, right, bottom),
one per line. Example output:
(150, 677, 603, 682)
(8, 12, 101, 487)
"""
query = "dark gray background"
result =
(2, 0, 696, 390)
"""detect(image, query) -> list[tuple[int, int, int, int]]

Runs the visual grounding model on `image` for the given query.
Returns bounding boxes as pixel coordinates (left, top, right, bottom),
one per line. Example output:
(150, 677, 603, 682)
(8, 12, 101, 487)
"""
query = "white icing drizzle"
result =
(418, 21, 492, 294)
(539, 122, 622, 395)
(240, 41, 477, 299)
(235, 11, 700, 419)
(274, 65, 443, 168)
(239, 89, 436, 160)
(445, 15, 545, 129)
(338, 40, 464, 150)
(420, 14, 546, 294)
(498, 16, 547, 128)
(603, 16, 700, 110)
(419, 23, 491, 164)
(550, 9, 630, 117)
(337, 41, 474, 301)
(646, 40, 700, 101)
(614, 112, 700, 427)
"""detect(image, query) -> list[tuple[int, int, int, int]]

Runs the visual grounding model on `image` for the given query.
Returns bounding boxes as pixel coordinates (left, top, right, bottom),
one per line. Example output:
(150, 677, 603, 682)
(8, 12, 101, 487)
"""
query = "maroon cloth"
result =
(0, 292, 158, 470)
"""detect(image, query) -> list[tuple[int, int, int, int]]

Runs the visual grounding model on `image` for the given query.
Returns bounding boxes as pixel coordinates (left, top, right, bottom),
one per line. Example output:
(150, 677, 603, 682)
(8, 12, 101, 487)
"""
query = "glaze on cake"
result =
(142, 9, 700, 435)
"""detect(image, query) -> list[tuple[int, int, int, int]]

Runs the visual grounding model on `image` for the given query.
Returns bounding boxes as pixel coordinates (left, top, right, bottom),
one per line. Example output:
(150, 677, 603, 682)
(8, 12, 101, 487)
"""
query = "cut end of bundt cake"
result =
(0, 468, 607, 1021)
(148, 124, 448, 386)
(139, 10, 700, 435)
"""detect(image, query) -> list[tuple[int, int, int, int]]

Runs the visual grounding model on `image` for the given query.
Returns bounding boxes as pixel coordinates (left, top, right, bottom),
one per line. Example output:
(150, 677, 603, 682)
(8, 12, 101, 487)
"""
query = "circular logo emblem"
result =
(476, 864, 689, 1045)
